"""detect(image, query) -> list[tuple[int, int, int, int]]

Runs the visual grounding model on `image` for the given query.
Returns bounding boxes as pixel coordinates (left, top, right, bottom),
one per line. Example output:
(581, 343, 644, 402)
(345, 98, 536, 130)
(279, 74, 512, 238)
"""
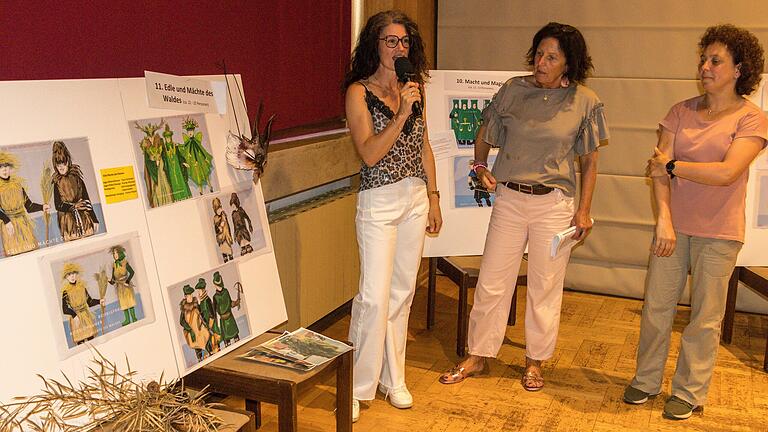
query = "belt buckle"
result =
(518, 183, 534, 194)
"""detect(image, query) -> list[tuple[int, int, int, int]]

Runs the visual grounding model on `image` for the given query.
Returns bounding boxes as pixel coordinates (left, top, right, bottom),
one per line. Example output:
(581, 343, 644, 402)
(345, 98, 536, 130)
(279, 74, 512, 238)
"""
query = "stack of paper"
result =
(240, 328, 352, 371)
(550, 219, 594, 258)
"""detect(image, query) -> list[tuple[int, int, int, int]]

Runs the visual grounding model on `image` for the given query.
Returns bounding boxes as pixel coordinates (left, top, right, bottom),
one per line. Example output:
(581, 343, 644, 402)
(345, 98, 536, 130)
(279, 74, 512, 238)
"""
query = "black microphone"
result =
(394, 57, 422, 117)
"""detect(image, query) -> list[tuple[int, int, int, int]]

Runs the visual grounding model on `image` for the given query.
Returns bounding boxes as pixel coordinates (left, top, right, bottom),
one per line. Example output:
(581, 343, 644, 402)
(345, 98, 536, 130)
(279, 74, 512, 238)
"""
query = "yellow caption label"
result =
(100, 166, 138, 204)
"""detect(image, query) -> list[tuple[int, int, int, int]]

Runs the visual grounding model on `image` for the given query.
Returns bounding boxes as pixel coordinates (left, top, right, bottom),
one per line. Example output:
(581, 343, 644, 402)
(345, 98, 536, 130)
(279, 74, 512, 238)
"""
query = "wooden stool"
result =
(721, 266, 768, 372)
(185, 332, 352, 432)
(427, 256, 527, 357)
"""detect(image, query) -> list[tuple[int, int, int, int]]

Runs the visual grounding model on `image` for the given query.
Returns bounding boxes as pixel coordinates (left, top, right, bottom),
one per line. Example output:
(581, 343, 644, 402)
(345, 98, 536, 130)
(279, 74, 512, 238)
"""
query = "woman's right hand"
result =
(652, 218, 676, 257)
(475, 166, 497, 192)
(397, 82, 421, 118)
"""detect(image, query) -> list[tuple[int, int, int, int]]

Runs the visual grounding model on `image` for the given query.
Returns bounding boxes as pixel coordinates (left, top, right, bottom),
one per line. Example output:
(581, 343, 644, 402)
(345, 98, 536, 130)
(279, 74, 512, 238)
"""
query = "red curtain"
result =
(0, 1, 351, 133)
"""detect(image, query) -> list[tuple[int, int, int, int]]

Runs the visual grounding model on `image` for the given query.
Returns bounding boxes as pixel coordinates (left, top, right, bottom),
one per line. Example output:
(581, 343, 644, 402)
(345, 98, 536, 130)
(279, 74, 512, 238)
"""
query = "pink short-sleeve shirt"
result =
(660, 95, 768, 242)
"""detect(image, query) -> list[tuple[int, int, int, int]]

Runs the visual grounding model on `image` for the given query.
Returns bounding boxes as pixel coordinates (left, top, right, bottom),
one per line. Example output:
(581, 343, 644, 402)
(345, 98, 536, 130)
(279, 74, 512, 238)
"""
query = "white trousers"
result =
(349, 177, 429, 400)
(468, 185, 574, 360)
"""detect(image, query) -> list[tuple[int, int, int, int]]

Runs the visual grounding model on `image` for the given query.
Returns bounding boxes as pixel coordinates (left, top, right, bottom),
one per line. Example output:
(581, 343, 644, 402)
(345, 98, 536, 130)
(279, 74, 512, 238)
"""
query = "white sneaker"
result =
(352, 399, 360, 423)
(378, 383, 413, 409)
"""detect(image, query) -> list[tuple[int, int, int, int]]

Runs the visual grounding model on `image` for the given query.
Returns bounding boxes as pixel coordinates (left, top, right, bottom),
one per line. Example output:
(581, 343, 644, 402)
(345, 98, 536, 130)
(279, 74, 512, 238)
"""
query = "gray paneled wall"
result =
(437, 0, 768, 313)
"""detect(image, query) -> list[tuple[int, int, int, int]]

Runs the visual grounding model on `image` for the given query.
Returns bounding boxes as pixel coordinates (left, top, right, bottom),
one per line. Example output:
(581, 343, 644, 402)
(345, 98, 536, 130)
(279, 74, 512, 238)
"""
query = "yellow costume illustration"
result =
(112, 258, 136, 310)
(61, 263, 100, 344)
(0, 152, 45, 257)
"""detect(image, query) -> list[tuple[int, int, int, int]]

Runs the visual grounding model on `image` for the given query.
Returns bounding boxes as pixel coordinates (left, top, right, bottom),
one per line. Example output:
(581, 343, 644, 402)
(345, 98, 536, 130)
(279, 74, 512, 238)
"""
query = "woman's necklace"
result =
(703, 97, 742, 117)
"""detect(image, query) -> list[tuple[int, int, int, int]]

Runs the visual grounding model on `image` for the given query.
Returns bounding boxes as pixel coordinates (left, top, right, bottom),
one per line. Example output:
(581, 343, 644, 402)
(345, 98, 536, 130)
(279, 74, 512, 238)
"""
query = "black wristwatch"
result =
(665, 159, 677, 179)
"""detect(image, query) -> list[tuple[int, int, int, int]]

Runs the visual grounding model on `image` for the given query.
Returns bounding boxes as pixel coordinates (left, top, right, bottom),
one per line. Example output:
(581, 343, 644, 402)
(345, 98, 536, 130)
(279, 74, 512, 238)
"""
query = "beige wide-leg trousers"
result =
(349, 178, 428, 401)
(468, 184, 574, 360)
(631, 232, 741, 406)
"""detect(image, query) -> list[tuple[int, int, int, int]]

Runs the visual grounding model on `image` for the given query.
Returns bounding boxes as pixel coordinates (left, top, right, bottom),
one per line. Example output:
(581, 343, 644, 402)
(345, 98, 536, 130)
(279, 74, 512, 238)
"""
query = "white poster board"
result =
(423, 70, 527, 257)
(0, 76, 287, 402)
(740, 73, 768, 265)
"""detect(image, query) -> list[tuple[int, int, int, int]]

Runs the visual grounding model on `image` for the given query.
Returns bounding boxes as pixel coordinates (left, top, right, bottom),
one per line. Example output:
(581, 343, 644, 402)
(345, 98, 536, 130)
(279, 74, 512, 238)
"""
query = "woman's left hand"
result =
(570, 210, 593, 240)
(426, 198, 442, 234)
(647, 147, 671, 177)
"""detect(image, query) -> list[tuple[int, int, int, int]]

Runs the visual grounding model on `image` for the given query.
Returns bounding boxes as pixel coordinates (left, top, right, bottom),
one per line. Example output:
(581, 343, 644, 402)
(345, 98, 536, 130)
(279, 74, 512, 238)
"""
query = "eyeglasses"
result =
(379, 35, 410, 48)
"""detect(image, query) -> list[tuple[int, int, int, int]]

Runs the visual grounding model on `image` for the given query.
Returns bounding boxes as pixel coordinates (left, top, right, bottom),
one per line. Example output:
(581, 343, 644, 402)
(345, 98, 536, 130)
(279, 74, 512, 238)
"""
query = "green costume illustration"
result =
(212, 271, 240, 347)
(468, 100, 483, 132)
(456, 99, 476, 144)
(179, 117, 214, 195)
(161, 124, 192, 202)
(135, 121, 173, 208)
(108, 245, 137, 326)
(449, 99, 461, 133)
(196, 278, 220, 353)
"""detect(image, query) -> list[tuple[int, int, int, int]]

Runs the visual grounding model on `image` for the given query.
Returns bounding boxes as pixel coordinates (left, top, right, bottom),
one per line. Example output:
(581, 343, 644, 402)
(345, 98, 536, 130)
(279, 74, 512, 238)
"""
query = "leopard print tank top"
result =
(359, 83, 428, 191)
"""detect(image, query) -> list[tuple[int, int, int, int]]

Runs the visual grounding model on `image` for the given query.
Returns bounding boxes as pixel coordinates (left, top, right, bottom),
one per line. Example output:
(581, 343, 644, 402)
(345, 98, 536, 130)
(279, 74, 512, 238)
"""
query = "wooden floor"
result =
(226, 274, 768, 431)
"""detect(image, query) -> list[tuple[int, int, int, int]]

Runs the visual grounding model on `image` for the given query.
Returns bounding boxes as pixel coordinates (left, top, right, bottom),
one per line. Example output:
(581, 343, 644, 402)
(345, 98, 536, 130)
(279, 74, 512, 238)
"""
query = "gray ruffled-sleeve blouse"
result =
(482, 76, 609, 196)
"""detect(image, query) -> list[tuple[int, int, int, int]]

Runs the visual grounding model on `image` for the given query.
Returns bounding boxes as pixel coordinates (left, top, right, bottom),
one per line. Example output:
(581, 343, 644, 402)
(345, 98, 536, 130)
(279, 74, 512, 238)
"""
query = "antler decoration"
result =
(220, 60, 276, 182)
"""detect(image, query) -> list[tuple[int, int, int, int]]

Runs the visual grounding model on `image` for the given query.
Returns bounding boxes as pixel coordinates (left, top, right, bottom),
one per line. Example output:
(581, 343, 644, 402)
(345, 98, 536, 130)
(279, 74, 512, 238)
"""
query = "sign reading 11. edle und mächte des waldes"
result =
(144, 71, 227, 114)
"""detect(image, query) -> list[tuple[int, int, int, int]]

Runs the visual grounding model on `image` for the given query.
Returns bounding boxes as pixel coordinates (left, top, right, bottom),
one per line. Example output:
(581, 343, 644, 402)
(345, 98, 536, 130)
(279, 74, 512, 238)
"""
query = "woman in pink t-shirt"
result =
(624, 25, 768, 420)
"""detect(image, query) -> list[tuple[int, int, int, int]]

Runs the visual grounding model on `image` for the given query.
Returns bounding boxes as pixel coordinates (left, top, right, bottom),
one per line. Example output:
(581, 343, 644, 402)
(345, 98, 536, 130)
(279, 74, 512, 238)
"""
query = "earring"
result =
(560, 76, 570, 88)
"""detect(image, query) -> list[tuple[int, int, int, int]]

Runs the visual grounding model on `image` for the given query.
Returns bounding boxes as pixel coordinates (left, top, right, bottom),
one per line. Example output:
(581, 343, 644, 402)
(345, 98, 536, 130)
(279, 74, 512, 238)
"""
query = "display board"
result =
(740, 74, 768, 266)
(424, 71, 767, 266)
(0, 76, 287, 402)
(422, 70, 527, 257)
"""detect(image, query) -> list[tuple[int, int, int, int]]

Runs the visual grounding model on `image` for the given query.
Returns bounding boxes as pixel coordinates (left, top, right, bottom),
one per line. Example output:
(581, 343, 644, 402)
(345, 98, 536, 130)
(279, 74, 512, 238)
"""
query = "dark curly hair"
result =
(342, 10, 429, 90)
(526, 22, 593, 84)
(698, 24, 765, 96)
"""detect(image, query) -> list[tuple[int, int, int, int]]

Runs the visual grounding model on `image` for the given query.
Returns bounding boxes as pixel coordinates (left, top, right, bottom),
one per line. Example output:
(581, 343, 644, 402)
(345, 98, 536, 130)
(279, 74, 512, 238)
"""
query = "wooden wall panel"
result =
(437, 0, 768, 313)
(269, 193, 359, 329)
(261, 134, 360, 202)
(364, 0, 437, 69)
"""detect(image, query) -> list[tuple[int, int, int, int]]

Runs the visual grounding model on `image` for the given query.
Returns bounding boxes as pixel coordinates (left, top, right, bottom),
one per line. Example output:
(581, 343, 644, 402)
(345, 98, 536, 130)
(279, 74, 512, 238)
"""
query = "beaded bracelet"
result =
(471, 161, 488, 172)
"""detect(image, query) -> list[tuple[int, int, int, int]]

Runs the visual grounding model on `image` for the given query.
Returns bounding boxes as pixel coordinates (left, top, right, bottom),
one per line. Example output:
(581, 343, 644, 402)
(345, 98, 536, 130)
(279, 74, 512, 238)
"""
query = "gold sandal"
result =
(521, 364, 544, 391)
(439, 360, 488, 384)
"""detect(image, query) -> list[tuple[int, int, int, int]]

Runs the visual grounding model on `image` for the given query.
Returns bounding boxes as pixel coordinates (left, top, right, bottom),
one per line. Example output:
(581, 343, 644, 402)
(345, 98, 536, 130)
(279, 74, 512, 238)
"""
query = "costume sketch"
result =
(212, 197, 234, 262)
(134, 121, 174, 208)
(130, 114, 218, 209)
(197, 278, 221, 354)
(212, 270, 241, 347)
(108, 245, 137, 326)
(230, 192, 254, 254)
(180, 117, 214, 195)
(202, 183, 269, 264)
(454, 155, 496, 209)
(0, 138, 103, 259)
(448, 97, 490, 148)
(168, 263, 250, 370)
(0, 151, 49, 256)
(161, 123, 192, 202)
(51, 141, 99, 241)
(46, 233, 152, 354)
(61, 262, 103, 345)
(467, 159, 492, 207)
(179, 283, 213, 362)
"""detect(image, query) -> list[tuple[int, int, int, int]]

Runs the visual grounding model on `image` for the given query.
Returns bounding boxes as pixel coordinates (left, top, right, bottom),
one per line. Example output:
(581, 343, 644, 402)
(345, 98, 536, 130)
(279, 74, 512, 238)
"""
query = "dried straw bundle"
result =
(0, 351, 223, 432)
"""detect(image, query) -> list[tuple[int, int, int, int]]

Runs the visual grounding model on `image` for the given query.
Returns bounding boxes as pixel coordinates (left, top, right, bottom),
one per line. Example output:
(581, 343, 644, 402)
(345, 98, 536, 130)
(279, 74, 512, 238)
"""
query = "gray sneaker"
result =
(623, 385, 660, 404)
(662, 396, 701, 420)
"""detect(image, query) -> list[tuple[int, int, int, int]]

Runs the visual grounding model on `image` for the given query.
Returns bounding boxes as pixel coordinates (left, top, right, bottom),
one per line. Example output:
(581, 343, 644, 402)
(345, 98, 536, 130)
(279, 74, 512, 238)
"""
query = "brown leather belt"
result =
(501, 181, 554, 195)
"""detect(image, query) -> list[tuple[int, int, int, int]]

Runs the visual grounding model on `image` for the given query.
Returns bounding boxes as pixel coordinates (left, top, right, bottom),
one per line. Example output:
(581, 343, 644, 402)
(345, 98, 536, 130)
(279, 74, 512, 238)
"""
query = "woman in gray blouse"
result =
(440, 22, 608, 391)
(343, 10, 442, 421)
